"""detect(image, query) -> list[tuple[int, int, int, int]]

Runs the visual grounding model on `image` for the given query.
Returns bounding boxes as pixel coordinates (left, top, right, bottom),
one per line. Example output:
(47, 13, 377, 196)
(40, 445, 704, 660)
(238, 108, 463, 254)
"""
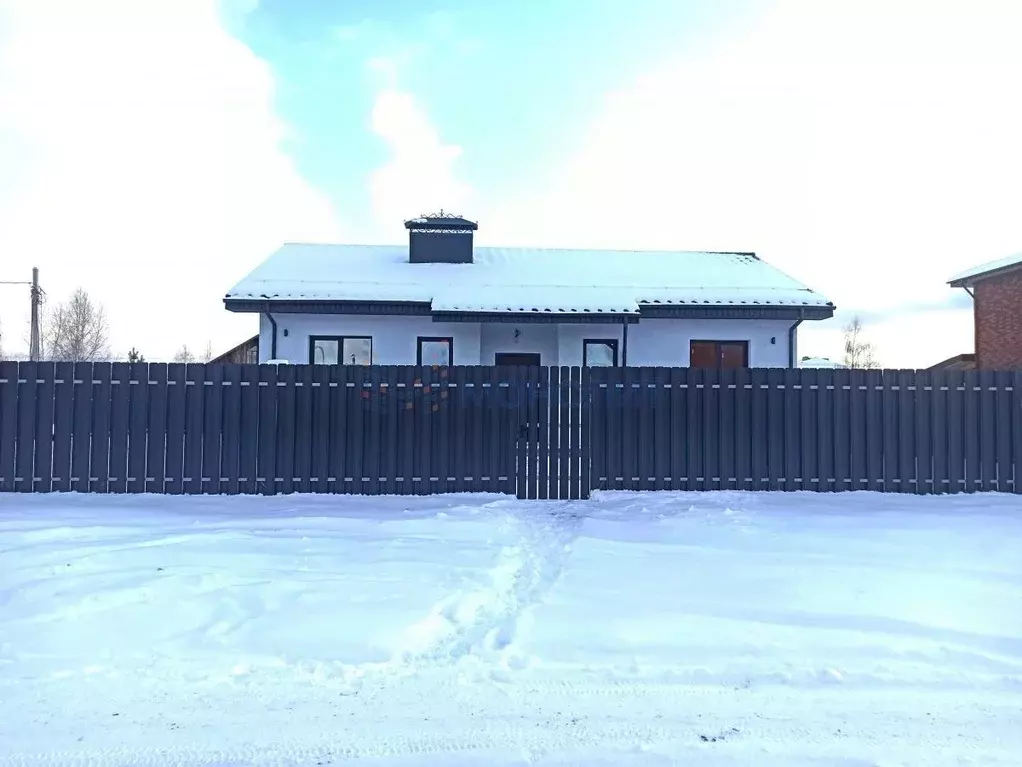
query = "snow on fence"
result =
(0, 362, 1019, 499)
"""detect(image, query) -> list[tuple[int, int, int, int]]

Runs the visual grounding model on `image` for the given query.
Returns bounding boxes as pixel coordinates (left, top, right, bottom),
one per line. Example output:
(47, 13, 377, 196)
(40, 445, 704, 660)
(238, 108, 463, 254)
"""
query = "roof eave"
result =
(226, 297, 835, 322)
(948, 260, 1022, 288)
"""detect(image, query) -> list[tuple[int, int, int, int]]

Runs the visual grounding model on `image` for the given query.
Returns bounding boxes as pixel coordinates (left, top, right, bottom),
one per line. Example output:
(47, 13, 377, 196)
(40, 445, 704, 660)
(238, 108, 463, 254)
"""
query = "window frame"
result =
(582, 338, 619, 367)
(416, 336, 454, 366)
(308, 335, 373, 366)
(689, 339, 749, 369)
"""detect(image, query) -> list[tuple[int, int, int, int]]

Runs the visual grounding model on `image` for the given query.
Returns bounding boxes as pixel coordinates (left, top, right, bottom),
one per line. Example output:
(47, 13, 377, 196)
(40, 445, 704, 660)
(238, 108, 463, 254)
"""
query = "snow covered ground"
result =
(1, 490, 1021, 766)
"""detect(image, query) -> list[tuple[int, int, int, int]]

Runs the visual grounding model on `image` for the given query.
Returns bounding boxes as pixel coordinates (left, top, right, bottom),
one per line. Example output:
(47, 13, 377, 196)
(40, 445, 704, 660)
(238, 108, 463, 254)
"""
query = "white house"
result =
(224, 214, 834, 368)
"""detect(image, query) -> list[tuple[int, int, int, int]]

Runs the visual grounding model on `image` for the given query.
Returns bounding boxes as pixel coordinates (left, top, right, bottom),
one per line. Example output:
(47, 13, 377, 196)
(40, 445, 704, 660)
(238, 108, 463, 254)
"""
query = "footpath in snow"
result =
(1, 490, 1021, 766)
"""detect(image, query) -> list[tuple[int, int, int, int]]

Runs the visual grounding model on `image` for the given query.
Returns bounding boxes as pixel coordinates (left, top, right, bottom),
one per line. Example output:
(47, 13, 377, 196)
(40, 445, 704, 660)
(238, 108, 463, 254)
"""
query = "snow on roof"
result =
(948, 252, 1022, 285)
(225, 244, 832, 313)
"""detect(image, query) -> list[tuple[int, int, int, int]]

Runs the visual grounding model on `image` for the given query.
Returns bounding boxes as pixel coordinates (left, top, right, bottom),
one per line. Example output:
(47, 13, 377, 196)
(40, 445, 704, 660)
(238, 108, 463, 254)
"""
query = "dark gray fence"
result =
(0, 362, 1019, 499)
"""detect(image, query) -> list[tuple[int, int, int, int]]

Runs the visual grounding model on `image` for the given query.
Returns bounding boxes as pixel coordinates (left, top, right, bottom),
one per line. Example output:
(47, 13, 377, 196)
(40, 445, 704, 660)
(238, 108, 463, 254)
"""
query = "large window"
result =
(583, 338, 619, 367)
(690, 340, 748, 370)
(417, 336, 453, 366)
(309, 336, 372, 365)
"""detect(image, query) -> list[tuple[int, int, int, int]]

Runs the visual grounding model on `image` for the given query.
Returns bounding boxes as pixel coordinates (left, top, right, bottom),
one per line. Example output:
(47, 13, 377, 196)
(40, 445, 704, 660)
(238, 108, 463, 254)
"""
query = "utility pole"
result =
(29, 267, 41, 361)
(0, 268, 43, 360)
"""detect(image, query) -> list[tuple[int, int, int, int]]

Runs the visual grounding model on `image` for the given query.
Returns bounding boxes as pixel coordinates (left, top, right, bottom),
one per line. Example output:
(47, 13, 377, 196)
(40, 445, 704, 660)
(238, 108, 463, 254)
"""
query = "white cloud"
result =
(0, 0, 343, 361)
(485, 0, 1022, 367)
(368, 89, 473, 236)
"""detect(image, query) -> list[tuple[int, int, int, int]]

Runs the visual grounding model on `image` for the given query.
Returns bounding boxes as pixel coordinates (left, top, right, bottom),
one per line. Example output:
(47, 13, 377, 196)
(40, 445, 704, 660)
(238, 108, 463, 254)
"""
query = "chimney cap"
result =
(404, 211, 478, 231)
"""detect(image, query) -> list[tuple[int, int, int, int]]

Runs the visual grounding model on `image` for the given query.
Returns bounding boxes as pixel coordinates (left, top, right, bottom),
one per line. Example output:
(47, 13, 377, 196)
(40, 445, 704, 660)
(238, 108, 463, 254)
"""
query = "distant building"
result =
(224, 213, 834, 369)
(948, 252, 1022, 370)
(210, 335, 258, 365)
(799, 356, 846, 369)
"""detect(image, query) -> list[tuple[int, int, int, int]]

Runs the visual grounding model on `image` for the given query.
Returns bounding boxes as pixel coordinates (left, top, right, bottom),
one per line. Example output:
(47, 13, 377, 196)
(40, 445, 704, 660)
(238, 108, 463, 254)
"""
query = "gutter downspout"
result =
(788, 315, 803, 368)
(263, 305, 278, 361)
(622, 317, 630, 367)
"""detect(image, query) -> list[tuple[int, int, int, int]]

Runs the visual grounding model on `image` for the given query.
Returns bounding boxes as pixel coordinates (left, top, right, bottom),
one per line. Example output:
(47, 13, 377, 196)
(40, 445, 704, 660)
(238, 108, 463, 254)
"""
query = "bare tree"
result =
(842, 316, 878, 369)
(44, 288, 111, 362)
(173, 345, 196, 363)
(202, 340, 214, 363)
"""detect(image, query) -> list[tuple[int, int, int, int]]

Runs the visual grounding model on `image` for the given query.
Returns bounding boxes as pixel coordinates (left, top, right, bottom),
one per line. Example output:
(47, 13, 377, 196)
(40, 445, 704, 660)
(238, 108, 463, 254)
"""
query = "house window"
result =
(417, 336, 453, 366)
(310, 336, 372, 365)
(583, 339, 618, 367)
(690, 340, 748, 370)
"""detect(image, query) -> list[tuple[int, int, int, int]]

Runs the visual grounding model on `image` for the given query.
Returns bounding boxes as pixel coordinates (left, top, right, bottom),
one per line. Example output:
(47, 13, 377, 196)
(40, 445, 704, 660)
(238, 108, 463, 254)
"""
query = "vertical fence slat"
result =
(199, 364, 223, 495)
(32, 363, 55, 493)
(415, 366, 432, 496)
(97, 363, 118, 493)
(1013, 371, 1022, 494)
(765, 368, 785, 491)
(51, 362, 74, 493)
(978, 370, 997, 492)
(436, 366, 452, 496)
(537, 366, 550, 499)
(329, 364, 349, 494)
(471, 366, 487, 494)
(164, 364, 186, 495)
(548, 366, 562, 496)
(835, 369, 855, 491)
(512, 367, 526, 499)
(619, 367, 637, 491)
(799, 368, 818, 492)
(864, 369, 884, 492)
(14, 362, 38, 492)
(569, 366, 582, 500)
(732, 367, 751, 491)
(897, 369, 916, 494)
(349, 365, 368, 495)
(781, 367, 800, 491)
(127, 362, 150, 494)
(525, 366, 540, 500)
(964, 370, 982, 493)
(653, 367, 669, 491)
(256, 363, 278, 495)
(483, 366, 500, 494)
(362, 365, 381, 497)
(0, 361, 17, 492)
(914, 369, 933, 495)
(685, 368, 705, 491)
(69, 363, 93, 493)
(703, 368, 721, 491)
(381, 365, 400, 495)
(815, 369, 835, 492)
(580, 365, 592, 499)
(398, 366, 415, 495)
(946, 370, 965, 494)
(293, 364, 314, 495)
(310, 364, 331, 494)
(274, 364, 296, 495)
(750, 368, 770, 491)
(668, 367, 686, 491)
(605, 367, 623, 491)
(238, 364, 259, 495)
(881, 370, 900, 492)
(183, 364, 206, 495)
(635, 367, 654, 491)
(994, 371, 1013, 493)
(558, 366, 572, 498)
(932, 371, 950, 494)
(718, 368, 737, 491)
(146, 364, 169, 494)
(221, 364, 241, 495)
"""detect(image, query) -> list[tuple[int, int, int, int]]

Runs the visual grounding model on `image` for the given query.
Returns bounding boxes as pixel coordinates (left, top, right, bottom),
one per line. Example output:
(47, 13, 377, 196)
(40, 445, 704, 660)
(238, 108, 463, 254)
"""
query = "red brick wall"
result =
(974, 269, 1022, 369)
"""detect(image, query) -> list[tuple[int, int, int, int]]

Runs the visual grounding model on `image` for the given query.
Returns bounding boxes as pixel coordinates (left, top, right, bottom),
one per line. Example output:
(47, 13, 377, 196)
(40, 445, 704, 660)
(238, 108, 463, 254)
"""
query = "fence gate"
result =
(513, 366, 590, 500)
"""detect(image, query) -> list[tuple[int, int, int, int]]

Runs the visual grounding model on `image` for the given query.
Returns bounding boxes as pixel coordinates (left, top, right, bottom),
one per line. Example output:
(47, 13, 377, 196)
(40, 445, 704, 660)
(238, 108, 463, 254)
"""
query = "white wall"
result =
(627, 318, 795, 367)
(256, 312, 799, 368)
(259, 314, 481, 364)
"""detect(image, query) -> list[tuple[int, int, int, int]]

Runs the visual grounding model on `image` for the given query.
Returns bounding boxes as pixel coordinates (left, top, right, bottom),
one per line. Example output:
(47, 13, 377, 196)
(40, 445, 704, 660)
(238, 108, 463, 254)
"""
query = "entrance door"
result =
(495, 352, 541, 366)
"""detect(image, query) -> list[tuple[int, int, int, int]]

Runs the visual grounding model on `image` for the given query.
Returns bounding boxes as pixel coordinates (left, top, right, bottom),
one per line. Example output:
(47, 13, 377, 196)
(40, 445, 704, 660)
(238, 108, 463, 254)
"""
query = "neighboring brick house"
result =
(948, 253, 1022, 370)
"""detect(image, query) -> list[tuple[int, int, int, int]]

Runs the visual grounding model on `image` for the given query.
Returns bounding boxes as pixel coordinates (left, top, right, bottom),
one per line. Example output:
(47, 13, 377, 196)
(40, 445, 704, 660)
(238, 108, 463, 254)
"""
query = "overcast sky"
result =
(1, 0, 1019, 365)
